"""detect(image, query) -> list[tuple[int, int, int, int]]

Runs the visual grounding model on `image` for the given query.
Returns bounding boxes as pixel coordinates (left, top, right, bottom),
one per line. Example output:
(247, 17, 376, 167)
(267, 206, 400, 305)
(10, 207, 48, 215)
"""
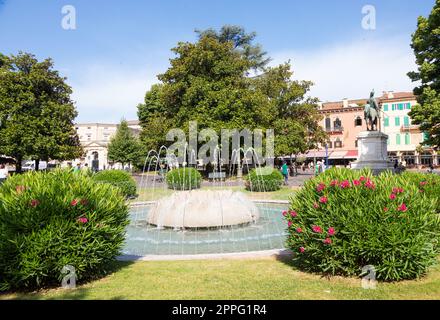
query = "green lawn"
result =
(2, 257, 440, 300)
(135, 185, 298, 202)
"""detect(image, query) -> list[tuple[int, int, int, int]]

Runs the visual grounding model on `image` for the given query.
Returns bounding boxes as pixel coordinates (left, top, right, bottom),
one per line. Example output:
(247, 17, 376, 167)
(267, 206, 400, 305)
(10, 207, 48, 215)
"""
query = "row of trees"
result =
(1, 5, 439, 173)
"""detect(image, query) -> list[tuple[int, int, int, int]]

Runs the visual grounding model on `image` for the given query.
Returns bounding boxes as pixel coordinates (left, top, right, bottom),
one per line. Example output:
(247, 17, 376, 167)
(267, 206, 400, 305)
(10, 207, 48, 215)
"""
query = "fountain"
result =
(147, 190, 260, 229)
(124, 144, 288, 256)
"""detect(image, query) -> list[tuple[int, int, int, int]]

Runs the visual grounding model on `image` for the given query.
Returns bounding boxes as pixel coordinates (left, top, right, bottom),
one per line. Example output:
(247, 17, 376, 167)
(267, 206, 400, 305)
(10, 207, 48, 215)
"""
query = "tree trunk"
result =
(35, 159, 40, 171)
(15, 156, 22, 174)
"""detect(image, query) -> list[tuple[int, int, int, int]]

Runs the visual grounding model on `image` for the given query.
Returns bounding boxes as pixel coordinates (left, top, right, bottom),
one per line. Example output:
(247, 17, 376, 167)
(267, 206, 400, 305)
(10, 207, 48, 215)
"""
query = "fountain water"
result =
(126, 145, 288, 256)
(148, 189, 260, 229)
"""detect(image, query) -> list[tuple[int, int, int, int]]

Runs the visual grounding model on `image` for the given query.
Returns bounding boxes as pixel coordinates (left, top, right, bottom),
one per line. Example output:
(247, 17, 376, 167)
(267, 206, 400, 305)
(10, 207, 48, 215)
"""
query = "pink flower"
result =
(389, 193, 396, 200)
(299, 247, 305, 253)
(312, 225, 323, 233)
(420, 181, 428, 187)
(290, 211, 298, 217)
(323, 238, 332, 245)
(330, 180, 338, 187)
(353, 179, 361, 186)
(77, 217, 88, 224)
(419, 189, 424, 193)
(282, 210, 288, 217)
(359, 176, 366, 182)
(397, 203, 408, 212)
(296, 227, 303, 233)
(392, 187, 404, 194)
(313, 202, 319, 209)
(340, 180, 350, 189)
(71, 199, 79, 206)
(30, 199, 40, 208)
(365, 179, 376, 189)
(319, 196, 328, 204)
(316, 183, 326, 192)
(384, 207, 389, 212)
(328, 227, 335, 236)
(288, 221, 293, 227)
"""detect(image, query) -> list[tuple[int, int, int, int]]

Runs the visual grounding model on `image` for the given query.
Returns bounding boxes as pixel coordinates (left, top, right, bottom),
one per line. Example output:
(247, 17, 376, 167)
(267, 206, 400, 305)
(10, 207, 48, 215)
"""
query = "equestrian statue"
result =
(364, 90, 381, 131)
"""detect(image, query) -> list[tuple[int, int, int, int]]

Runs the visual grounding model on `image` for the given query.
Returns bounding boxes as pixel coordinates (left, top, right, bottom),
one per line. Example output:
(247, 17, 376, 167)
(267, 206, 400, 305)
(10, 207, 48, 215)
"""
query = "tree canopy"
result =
(0, 52, 82, 172)
(137, 26, 326, 160)
(408, 0, 440, 147)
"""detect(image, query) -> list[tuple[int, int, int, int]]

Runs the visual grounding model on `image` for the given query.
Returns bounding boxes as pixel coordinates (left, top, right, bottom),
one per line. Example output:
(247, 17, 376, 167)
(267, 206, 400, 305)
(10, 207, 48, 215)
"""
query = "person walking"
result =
(0, 164, 9, 185)
(281, 161, 289, 186)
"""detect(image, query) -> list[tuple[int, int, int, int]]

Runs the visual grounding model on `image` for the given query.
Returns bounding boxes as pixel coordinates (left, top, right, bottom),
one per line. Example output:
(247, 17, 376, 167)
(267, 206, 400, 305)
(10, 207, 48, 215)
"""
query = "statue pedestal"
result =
(351, 131, 394, 174)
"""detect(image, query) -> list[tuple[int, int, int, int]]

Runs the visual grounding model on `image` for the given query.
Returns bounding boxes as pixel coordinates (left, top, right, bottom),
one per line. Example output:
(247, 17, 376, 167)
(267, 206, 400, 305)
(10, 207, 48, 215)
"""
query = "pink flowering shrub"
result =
(285, 167, 440, 281)
(0, 169, 129, 291)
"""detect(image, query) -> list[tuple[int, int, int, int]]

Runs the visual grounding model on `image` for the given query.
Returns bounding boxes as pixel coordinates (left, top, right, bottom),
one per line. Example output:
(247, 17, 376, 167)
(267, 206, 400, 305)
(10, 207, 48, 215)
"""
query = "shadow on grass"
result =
(4, 260, 135, 300)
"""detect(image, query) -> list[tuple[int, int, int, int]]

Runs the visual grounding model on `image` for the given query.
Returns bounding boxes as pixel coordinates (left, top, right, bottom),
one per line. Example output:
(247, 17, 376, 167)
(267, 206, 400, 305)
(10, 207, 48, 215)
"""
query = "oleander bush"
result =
(93, 169, 137, 198)
(0, 169, 129, 291)
(166, 167, 202, 190)
(285, 168, 440, 281)
(245, 167, 284, 192)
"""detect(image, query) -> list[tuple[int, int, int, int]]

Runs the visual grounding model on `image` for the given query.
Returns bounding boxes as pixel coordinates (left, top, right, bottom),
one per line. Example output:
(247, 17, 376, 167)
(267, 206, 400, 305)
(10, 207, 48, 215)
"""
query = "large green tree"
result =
(107, 119, 142, 168)
(195, 25, 270, 71)
(408, 0, 440, 147)
(137, 26, 326, 159)
(0, 52, 82, 172)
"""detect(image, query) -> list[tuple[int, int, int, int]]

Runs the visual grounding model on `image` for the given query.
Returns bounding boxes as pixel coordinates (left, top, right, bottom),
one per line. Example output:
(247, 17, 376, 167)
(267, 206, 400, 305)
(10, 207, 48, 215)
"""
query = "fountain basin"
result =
(147, 190, 260, 229)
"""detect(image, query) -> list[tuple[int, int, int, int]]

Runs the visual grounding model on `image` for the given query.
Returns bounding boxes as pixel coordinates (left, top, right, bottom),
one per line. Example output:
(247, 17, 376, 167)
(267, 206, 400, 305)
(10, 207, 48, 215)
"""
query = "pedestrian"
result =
(281, 161, 289, 185)
(73, 162, 81, 173)
(0, 164, 8, 185)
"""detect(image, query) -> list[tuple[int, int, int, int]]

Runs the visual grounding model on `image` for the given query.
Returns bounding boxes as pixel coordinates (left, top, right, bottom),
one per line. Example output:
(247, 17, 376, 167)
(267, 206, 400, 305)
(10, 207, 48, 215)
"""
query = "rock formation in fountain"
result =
(147, 190, 260, 228)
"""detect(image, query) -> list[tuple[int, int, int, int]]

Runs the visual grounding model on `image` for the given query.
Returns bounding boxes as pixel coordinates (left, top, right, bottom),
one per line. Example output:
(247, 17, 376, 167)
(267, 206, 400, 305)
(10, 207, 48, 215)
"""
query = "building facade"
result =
(299, 98, 367, 165)
(380, 92, 437, 167)
(70, 120, 141, 171)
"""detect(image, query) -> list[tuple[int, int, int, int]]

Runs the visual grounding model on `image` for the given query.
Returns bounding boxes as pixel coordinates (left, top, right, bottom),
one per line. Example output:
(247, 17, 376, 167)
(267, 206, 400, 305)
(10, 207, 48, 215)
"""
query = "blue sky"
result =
(0, 0, 435, 122)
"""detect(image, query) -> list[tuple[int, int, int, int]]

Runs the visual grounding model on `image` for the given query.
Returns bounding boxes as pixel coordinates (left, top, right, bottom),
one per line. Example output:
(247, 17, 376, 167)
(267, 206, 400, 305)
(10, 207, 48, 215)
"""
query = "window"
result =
(325, 117, 331, 130)
(406, 103, 411, 110)
(384, 117, 389, 127)
(327, 141, 333, 149)
(355, 139, 358, 148)
(354, 116, 362, 126)
(405, 133, 410, 145)
(383, 104, 388, 111)
(398, 103, 404, 110)
(403, 116, 410, 127)
(392, 104, 396, 111)
(87, 127, 91, 130)
(423, 132, 429, 142)
(334, 138, 342, 148)
(396, 134, 401, 145)
(334, 118, 342, 129)
(395, 117, 400, 126)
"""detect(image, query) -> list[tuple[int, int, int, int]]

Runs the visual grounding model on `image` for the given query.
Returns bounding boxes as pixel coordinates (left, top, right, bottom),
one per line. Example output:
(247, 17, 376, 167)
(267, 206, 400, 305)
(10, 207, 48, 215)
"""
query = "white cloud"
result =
(69, 64, 160, 123)
(270, 37, 418, 102)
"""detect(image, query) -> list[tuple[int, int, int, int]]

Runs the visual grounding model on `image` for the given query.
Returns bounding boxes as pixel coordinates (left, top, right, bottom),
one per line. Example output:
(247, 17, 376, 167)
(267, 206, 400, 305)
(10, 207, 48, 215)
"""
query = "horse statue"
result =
(364, 90, 381, 131)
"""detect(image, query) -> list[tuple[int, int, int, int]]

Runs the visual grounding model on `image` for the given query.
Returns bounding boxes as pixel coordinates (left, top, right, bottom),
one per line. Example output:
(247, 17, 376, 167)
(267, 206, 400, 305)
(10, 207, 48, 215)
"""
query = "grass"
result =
(135, 185, 299, 202)
(2, 257, 440, 300)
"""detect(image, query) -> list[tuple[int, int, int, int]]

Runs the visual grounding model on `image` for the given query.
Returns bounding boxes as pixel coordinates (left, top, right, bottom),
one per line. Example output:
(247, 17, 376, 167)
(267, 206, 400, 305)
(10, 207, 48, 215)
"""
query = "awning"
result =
(306, 151, 327, 158)
(328, 151, 347, 159)
(344, 150, 358, 158)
